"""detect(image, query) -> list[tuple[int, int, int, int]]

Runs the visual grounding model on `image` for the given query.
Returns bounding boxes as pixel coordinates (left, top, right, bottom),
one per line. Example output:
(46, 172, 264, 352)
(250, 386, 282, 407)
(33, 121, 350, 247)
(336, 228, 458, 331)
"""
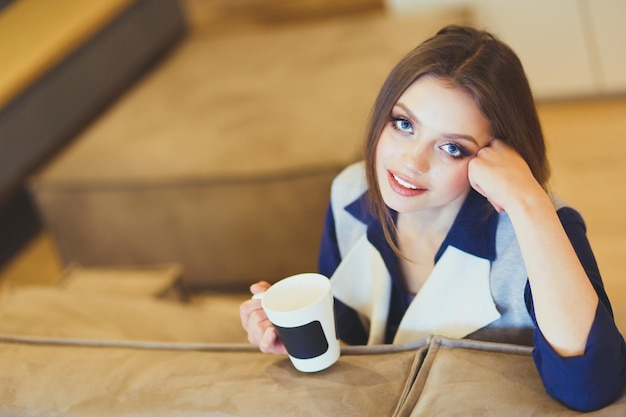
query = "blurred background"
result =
(0, 0, 624, 323)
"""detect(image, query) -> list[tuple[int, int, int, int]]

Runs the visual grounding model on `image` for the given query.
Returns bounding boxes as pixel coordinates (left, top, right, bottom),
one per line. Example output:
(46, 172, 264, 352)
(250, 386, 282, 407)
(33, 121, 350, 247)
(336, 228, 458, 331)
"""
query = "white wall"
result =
(385, 0, 626, 100)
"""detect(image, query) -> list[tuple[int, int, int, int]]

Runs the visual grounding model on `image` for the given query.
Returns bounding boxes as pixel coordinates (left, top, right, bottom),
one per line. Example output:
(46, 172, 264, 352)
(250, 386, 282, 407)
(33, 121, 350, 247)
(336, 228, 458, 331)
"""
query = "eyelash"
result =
(439, 143, 471, 159)
(389, 116, 470, 159)
(390, 117, 413, 135)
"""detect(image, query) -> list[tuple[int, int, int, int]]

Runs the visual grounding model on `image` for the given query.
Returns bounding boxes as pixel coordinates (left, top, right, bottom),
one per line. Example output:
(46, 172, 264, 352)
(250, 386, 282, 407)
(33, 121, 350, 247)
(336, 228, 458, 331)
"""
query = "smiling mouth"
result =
(388, 171, 427, 196)
(393, 174, 421, 190)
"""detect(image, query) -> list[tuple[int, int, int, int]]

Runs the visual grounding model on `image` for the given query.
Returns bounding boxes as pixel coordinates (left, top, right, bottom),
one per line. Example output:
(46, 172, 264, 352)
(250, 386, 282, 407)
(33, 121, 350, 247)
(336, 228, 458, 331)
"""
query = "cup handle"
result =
(251, 292, 265, 300)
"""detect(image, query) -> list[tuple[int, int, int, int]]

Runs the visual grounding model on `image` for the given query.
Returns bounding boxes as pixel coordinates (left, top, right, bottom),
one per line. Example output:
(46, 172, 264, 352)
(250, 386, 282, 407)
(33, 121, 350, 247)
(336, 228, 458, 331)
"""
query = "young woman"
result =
(240, 25, 626, 411)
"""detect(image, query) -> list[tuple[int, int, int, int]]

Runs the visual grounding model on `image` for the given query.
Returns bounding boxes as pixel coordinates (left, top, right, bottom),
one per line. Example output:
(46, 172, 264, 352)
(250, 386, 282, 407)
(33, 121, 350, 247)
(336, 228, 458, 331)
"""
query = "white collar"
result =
(331, 238, 501, 345)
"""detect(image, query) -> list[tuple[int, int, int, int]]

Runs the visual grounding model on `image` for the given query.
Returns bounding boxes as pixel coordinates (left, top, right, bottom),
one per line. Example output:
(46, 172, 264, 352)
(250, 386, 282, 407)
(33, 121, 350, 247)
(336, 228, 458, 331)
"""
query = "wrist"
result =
(504, 183, 553, 220)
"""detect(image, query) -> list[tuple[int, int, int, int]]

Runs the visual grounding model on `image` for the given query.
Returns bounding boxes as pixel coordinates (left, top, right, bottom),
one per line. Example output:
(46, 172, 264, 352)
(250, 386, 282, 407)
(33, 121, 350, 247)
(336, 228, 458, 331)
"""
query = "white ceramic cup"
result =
(257, 273, 340, 372)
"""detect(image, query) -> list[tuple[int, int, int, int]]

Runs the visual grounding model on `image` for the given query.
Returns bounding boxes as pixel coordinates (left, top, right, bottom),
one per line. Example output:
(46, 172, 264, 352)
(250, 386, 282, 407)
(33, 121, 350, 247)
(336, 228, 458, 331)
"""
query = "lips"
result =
(394, 174, 419, 190)
(387, 171, 427, 197)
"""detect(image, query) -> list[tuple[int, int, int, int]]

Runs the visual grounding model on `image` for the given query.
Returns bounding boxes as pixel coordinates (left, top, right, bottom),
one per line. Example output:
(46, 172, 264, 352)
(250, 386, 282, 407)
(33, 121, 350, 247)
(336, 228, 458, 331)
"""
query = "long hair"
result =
(364, 25, 549, 251)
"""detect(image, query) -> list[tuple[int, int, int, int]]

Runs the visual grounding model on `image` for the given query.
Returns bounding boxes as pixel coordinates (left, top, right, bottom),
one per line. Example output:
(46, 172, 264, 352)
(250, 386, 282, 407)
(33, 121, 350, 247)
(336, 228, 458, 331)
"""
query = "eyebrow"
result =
(394, 103, 480, 146)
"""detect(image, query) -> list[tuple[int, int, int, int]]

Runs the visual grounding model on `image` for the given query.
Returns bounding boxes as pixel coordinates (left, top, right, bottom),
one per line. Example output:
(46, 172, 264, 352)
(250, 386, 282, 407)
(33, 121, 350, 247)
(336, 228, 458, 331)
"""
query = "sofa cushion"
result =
(0, 337, 425, 416)
(0, 265, 250, 343)
(1, 334, 623, 415)
(397, 337, 626, 416)
(59, 264, 182, 296)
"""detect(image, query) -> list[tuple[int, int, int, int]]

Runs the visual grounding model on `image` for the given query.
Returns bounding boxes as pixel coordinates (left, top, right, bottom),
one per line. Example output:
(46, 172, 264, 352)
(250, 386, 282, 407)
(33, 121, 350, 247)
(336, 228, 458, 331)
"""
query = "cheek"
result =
(439, 164, 471, 192)
(375, 132, 402, 165)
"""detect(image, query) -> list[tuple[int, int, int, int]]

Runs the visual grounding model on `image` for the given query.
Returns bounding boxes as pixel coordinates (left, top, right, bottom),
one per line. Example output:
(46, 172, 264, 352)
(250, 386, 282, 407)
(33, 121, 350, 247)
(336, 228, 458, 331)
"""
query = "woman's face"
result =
(375, 76, 492, 216)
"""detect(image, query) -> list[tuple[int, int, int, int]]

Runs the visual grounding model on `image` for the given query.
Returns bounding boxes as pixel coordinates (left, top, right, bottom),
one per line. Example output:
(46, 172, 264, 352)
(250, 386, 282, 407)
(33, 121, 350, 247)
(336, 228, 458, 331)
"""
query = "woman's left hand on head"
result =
(468, 139, 542, 213)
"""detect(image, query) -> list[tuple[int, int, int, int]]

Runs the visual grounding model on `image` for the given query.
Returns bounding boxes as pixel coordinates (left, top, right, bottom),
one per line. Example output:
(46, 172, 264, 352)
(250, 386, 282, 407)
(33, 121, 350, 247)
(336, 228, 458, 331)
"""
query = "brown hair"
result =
(364, 25, 549, 250)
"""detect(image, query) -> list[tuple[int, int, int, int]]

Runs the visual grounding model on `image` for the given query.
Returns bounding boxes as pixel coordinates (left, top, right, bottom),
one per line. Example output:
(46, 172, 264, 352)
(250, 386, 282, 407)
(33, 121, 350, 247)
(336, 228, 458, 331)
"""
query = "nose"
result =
(402, 140, 430, 174)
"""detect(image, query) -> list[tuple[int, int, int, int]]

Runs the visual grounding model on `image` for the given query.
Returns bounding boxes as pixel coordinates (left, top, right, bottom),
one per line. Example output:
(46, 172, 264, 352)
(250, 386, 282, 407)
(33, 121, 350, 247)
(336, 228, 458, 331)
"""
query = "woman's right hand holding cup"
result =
(239, 281, 287, 354)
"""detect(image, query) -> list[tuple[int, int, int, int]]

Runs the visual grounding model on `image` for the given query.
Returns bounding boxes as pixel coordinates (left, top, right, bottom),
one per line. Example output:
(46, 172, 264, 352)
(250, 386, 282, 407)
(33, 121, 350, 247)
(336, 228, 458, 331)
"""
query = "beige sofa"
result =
(1, 266, 624, 415)
(3, 1, 624, 414)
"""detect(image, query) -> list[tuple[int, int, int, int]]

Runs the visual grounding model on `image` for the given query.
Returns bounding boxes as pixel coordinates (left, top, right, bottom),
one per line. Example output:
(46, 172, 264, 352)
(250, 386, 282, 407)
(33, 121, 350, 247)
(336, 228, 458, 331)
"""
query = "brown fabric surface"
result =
(0, 339, 424, 416)
(59, 264, 183, 296)
(0, 265, 426, 416)
(31, 8, 470, 289)
(180, 0, 384, 32)
(0, 287, 247, 343)
(3, 334, 624, 415)
(0, 266, 250, 343)
(398, 337, 626, 417)
(1, 284, 624, 417)
(33, 173, 337, 290)
(33, 8, 469, 185)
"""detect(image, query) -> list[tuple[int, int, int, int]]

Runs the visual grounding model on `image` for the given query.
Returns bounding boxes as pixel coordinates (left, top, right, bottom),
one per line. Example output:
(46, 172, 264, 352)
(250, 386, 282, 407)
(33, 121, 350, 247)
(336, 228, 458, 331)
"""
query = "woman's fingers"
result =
(248, 311, 272, 345)
(240, 280, 287, 354)
(240, 281, 272, 329)
(239, 298, 262, 329)
(259, 326, 288, 354)
(250, 281, 271, 295)
(242, 304, 287, 354)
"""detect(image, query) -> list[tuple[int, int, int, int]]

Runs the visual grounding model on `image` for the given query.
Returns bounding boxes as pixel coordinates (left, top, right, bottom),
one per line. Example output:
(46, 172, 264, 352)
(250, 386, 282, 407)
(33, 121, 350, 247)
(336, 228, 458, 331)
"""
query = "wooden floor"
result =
(2, 97, 625, 315)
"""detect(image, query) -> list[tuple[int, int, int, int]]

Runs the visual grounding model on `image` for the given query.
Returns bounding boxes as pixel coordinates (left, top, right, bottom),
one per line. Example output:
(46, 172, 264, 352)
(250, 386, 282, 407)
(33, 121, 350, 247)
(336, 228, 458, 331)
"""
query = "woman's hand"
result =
(468, 139, 544, 213)
(239, 281, 287, 354)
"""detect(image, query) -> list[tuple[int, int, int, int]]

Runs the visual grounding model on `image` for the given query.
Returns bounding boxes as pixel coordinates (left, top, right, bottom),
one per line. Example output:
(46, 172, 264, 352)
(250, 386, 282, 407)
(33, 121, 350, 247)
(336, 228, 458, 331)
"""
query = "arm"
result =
(469, 140, 626, 410)
(469, 139, 597, 356)
(524, 209, 626, 411)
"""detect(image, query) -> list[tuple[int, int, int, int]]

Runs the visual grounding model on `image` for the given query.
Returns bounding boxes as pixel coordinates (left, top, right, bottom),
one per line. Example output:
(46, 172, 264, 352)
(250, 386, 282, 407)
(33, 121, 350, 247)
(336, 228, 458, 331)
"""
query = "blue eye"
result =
(440, 143, 469, 159)
(391, 117, 414, 134)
